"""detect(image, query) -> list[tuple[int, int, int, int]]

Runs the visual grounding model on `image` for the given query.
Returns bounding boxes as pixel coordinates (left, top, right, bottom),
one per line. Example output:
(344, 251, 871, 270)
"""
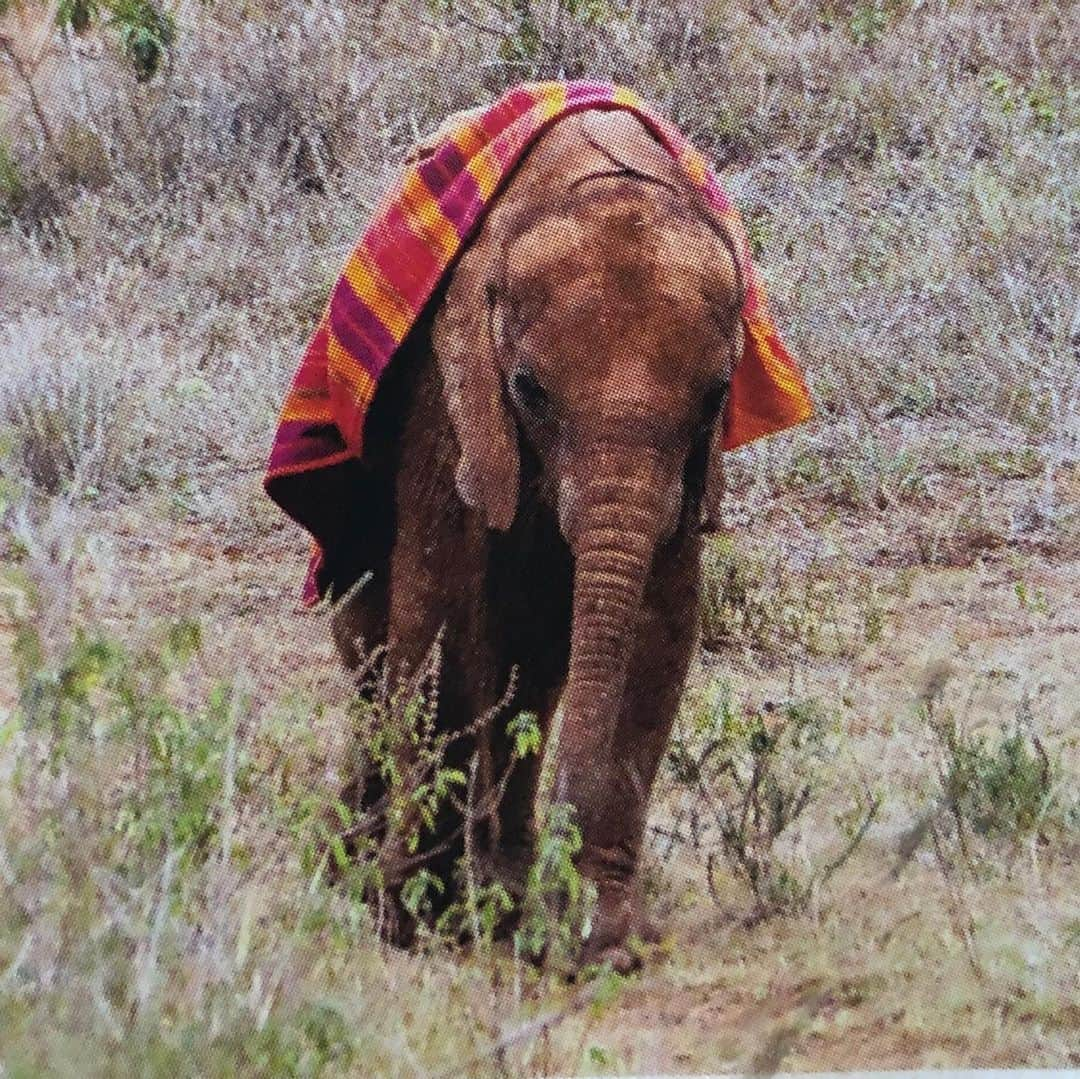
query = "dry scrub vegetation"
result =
(1, 0, 1078, 1074)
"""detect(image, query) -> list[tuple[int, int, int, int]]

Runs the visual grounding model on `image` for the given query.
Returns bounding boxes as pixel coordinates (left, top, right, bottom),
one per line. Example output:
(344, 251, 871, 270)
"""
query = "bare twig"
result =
(929, 818, 985, 983)
(807, 791, 881, 893)
(464, 753, 483, 947)
(0, 34, 59, 153)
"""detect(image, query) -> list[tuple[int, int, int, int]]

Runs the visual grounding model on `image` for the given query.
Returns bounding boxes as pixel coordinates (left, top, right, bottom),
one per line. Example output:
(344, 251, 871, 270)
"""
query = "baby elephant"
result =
(323, 109, 749, 972)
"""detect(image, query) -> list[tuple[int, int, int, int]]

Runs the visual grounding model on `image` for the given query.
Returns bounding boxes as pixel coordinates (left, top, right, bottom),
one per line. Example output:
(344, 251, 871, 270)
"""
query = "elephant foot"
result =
(481, 844, 664, 969)
(576, 875, 661, 975)
(579, 891, 642, 975)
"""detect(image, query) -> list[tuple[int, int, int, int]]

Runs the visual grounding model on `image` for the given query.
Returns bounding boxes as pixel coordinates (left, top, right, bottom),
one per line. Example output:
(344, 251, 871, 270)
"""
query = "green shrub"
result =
(666, 688, 880, 920)
(514, 801, 597, 973)
(57, 0, 97, 33)
(699, 537, 875, 660)
(14, 616, 249, 879)
(699, 535, 774, 653)
(932, 706, 1058, 849)
(847, 1, 889, 47)
(106, 0, 176, 81)
(1, 607, 546, 1067)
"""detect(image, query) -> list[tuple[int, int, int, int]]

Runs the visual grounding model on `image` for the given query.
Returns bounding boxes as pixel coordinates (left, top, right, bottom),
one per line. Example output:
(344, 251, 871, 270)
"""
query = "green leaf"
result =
(507, 711, 542, 758)
(401, 869, 444, 916)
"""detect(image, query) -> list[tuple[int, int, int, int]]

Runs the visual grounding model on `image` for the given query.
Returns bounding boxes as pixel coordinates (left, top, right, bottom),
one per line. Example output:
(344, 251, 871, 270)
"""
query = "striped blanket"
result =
(264, 80, 812, 605)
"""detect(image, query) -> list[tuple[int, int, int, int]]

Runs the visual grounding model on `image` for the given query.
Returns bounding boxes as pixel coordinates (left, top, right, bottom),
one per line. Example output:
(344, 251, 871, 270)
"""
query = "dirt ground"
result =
(6, 457, 1073, 1073)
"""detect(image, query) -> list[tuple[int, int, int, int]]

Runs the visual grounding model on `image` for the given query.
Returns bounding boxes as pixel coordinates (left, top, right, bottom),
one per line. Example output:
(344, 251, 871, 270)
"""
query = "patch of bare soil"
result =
(5, 464, 1078, 1071)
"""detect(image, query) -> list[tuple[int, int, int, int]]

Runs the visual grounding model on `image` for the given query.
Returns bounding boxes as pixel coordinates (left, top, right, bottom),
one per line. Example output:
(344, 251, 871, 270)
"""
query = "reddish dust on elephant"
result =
(267, 99, 809, 973)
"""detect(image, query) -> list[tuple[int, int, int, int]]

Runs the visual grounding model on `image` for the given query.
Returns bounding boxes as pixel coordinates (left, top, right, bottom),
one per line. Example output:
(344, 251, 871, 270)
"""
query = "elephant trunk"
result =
(554, 461, 667, 855)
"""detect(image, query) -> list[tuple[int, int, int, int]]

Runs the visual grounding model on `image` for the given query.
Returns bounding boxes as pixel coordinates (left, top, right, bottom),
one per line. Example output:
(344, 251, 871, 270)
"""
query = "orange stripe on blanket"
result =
(466, 144, 505, 202)
(679, 145, 708, 188)
(341, 248, 415, 343)
(451, 119, 489, 160)
(279, 390, 335, 425)
(326, 328, 377, 410)
(398, 169, 459, 263)
(753, 324, 813, 407)
(536, 81, 569, 120)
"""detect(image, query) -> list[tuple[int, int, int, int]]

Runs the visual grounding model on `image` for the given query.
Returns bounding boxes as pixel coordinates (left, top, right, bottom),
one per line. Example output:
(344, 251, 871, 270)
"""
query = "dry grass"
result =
(1, 0, 1079, 1074)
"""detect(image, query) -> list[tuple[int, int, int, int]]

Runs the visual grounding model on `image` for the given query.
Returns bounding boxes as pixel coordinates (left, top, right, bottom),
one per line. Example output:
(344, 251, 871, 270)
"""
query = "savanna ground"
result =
(1, 0, 1078, 1075)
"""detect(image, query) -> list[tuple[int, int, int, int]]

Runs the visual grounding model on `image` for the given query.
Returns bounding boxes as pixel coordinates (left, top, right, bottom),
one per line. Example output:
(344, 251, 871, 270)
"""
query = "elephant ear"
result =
(700, 419, 727, 533)
(432, 226, 520, 531)
(700, 320, 743, 534)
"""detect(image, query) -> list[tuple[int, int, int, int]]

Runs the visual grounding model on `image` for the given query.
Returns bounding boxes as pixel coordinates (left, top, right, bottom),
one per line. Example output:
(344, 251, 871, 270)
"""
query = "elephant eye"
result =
(511, 367, 549, 416)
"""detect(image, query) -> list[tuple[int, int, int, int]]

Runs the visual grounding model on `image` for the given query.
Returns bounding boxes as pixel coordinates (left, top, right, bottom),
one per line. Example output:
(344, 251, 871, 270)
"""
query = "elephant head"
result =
(431, 109, 744, 857)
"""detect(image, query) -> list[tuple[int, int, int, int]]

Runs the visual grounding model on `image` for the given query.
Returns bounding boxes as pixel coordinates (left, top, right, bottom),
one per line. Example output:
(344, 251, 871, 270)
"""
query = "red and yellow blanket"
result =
(265, 80, 812, 605)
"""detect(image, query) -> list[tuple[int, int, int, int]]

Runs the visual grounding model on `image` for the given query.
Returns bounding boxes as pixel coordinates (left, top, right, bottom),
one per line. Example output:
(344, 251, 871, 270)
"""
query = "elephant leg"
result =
(321, 566, 393, 886)
(330, 570, 388, 673)
(363, 360, 499, 927)
(575, 530, 701, 972)
(376, 551, 471, 896)
(329, 563, 444, 944)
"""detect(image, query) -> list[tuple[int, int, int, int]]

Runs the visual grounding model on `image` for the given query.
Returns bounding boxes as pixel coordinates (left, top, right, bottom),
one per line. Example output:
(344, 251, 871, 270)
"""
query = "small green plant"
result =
(274, 626, 545, 947)
(666, 690, 879, 920)
(699, 537, 860, 659)
(435, 874, 514, 944)
(931, 705, 1057, 851)
(745, 208, 771, 257)
(400, 867, 446, 920)
(585, 1042, 624, 1072)
(50, 0, 177, 80)
(57, 0, 97, 33)
(863, 599, 885, 643)
(987, 70, 1017, 114)
(987, 70, 1060, 131)
(507, 709, 542, 758)
(888, 379, 937, 419)
(1026, 79, 1059, 132)
(1014, 579, 1050, 615)
(848, 1, 889, 47)
(786, 450, 824, 487)
(106, 0, 176, 81)
(826, 435, 928, 510)
(515, 802, 597, 972)
(495, 0, 543, 64)
(699, 535, 774, 652)
(15, 616, 251, 879)
(115, 678, 253, 875)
